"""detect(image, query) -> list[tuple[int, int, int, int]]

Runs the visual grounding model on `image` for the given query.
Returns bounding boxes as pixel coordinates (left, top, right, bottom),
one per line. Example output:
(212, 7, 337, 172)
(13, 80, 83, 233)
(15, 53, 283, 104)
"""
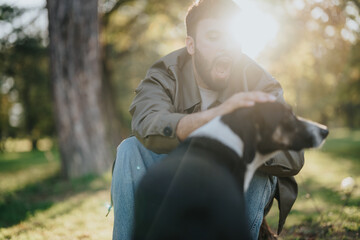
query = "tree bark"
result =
(47, 0, 113, 178)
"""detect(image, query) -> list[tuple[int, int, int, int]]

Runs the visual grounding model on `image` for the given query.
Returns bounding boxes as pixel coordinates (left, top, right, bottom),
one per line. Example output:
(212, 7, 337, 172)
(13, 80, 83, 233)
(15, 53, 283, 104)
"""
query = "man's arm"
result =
(176, 92, 276, 141)
(130, 70, 185, 154)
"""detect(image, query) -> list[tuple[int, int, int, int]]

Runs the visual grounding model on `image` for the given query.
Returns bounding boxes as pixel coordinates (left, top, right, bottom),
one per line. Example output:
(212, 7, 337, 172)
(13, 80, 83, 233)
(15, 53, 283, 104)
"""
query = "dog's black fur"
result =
(132, 102, 328, 240)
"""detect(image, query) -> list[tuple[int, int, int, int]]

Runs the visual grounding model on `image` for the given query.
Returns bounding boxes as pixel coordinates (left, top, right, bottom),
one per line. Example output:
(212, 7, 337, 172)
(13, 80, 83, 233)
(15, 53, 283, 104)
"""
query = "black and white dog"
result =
(133, 102, 329, 240)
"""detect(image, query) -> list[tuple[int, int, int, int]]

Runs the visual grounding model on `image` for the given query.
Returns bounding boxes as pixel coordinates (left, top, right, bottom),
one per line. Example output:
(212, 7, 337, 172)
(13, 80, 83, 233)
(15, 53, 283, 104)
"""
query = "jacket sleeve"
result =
(258, 151, 304, 176)
(244, 60, 305, 177)
(129, 69, 186, 154)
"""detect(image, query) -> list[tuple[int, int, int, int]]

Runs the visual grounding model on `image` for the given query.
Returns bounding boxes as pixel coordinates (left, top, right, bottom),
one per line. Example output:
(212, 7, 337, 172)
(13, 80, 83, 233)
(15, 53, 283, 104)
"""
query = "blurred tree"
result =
(337, 0, 360, 127)
(0, 4, 54, 151)
(338, 41, 360, 128)
(98, 0, 139, 147)
(47, 0, 113, 178)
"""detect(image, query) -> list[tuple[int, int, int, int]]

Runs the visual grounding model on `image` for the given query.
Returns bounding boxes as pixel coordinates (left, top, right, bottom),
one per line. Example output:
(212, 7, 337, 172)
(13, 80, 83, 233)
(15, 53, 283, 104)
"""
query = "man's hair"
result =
(185, 0, 241, 37)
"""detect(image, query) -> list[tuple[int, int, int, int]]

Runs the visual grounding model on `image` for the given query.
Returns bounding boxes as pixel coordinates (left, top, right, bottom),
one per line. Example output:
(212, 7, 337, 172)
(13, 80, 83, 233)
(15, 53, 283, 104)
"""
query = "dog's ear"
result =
(241, 121, 257, 164)
(221, 108, 258, 164)
(253, 102, 287, 130)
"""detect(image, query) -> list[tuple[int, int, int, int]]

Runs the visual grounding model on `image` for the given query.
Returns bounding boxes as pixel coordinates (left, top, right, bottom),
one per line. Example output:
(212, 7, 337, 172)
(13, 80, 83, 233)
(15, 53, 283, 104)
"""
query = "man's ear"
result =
(186, 36, 195, 55)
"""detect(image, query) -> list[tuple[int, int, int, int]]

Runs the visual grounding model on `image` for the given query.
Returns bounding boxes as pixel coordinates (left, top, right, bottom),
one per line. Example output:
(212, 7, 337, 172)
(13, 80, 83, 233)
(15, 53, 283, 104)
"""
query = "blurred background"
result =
(0, 0, 359, 239)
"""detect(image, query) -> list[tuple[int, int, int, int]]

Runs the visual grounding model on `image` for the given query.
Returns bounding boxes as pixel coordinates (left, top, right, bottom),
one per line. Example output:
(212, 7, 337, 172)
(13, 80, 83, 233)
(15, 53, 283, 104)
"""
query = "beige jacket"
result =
(130, 47, 304, 233)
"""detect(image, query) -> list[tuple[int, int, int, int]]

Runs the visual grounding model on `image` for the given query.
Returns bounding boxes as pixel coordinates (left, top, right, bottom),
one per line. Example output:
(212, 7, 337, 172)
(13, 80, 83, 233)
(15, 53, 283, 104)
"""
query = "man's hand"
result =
(176, 91, 276, 141)
(214, 91, 276, 116)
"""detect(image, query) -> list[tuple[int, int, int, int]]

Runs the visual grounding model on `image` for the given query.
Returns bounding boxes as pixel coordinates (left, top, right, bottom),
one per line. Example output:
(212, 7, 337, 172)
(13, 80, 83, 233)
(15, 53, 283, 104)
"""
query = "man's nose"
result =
(220, 37, 240, 54)
(219, 39, 232, 53)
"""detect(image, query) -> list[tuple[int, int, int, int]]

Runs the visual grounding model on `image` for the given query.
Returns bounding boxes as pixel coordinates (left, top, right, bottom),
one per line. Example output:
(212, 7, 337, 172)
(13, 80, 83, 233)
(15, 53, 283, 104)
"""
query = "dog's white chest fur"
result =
(190, 116, 279, 192)
(243, 151, 279, 191)
(190, 116, 244, 158)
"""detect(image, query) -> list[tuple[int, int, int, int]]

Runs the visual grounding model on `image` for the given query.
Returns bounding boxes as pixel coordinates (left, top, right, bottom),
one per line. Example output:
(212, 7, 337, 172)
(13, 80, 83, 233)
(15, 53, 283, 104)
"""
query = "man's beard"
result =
(194, 48, 233, 91)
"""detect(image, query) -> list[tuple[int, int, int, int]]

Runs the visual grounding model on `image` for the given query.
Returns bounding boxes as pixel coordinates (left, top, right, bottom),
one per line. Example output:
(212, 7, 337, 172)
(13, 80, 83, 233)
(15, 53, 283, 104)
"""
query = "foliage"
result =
(100, 0, 192, 131)
(0, 4, 54, 150)
(337, 41, 360, 128)
(260, 0, 360, 127)
(0, 4, 24, 22)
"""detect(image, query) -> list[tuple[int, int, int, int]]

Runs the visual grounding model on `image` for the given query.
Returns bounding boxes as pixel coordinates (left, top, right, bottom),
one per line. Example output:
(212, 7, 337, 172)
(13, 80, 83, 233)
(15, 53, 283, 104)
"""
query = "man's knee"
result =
(116, 136, 143, 156)
(112, 136, 143, 178)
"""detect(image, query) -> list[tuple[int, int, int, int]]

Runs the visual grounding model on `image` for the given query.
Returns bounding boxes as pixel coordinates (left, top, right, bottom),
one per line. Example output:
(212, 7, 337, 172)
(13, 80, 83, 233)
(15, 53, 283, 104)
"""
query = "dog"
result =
(132, 102, 329, 240)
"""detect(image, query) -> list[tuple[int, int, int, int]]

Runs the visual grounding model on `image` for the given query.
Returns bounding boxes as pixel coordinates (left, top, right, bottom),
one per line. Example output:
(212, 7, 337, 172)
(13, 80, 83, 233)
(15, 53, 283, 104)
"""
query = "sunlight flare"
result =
(233, 0, 279, 59)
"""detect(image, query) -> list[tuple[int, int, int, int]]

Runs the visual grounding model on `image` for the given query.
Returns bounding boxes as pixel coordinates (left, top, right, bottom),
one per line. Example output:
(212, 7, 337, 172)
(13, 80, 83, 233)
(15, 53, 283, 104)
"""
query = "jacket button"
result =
(163, 126, 173, 136)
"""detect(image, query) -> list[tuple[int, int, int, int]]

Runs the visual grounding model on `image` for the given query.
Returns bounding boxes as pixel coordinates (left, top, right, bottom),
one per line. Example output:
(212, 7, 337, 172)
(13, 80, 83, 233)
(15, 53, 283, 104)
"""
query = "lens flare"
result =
(232, 0, 279, 59)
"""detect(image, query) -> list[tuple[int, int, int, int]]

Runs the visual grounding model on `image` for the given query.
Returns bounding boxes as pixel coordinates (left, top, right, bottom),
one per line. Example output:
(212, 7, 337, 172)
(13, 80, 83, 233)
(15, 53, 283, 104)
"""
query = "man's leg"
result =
(111, 136, 166, 240)
(245, 172, 277, 240)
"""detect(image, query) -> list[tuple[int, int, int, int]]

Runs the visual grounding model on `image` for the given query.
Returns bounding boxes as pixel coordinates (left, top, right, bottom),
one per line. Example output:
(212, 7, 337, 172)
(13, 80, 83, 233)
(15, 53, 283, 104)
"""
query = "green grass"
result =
(0, 129, 359, 239)
(0, 150, 113, 240)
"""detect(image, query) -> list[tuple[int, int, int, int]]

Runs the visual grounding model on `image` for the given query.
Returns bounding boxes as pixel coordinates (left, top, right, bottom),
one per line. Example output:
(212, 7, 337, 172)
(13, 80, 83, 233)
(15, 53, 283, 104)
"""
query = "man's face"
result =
(187, 18, 242, 91)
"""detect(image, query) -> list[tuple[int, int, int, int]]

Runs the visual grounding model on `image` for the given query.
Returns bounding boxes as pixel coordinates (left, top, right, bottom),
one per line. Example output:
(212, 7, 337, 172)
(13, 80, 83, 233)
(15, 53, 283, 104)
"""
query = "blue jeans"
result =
(111, 136, 277, 240)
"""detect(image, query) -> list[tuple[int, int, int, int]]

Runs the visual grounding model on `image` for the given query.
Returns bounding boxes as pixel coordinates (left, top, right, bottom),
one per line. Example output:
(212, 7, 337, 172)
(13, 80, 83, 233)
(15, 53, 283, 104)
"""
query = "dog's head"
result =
(221, 102, 329, 162)
(252, 102, 329, 152)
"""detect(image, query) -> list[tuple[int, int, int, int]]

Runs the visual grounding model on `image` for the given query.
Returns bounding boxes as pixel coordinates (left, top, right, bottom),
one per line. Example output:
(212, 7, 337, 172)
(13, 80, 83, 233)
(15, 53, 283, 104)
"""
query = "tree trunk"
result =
(47, 0, 113, 178)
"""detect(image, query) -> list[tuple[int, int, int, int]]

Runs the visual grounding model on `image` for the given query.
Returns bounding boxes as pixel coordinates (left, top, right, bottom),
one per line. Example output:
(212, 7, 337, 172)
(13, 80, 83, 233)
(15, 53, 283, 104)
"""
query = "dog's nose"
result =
(320, 128, 329, 139)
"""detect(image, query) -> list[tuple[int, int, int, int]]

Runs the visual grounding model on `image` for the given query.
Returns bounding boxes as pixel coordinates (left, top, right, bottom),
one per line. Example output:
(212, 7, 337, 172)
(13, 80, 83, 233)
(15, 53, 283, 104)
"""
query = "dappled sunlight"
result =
(0, 150, 60, 197)
(0, 161, 59, 194)
(4, 138, 32, 152)
(0, 189, 114, 240)
(1, 138, 55, 153)
(37, 138, 54, 151)
(0, 160, 113, 238)
(302, 150, 359, 186)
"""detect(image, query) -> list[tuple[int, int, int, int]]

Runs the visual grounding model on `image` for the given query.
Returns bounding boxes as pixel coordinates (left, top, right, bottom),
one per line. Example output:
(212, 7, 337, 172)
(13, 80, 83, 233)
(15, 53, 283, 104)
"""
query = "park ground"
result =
(0, 128, 359, 240)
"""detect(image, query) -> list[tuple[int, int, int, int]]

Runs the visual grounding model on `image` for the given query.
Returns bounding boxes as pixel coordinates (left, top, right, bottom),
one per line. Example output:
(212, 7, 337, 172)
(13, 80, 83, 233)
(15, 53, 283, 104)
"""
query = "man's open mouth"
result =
(214, 57, 233, 74)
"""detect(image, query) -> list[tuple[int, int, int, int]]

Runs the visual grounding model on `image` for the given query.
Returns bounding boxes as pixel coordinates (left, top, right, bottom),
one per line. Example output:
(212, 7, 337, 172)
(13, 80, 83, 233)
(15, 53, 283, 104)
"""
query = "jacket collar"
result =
(169, 48, 201, 112)
(181, 58, 202, 111)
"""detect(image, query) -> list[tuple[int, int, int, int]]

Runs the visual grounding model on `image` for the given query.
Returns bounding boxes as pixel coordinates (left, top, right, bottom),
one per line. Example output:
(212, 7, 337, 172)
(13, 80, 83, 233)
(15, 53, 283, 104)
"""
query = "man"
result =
(111, 0, 304, 239)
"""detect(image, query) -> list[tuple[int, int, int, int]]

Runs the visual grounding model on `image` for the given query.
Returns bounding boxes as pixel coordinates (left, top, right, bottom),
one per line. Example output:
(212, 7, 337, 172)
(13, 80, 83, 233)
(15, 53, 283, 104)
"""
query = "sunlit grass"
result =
(0, 149, 113, 239)
(3, 139, 33, 153)
(0, 150, 60, 195)
(0, 184, 113, 240)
